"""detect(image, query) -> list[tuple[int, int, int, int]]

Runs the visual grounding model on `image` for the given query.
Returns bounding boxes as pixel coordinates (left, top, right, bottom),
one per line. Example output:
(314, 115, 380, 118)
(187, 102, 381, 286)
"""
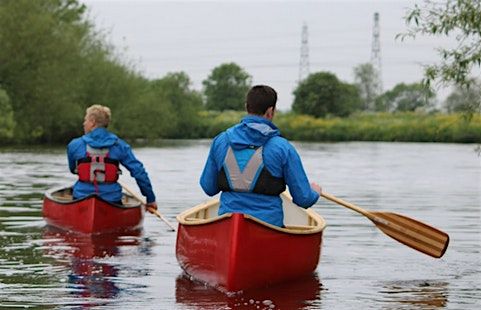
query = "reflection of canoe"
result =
(42, 227, 144, 302)
(176, 192, 326, 292)
(42, 186, 145, 234)
(175, 272, 322, 309)
(42, 226, 143, 259)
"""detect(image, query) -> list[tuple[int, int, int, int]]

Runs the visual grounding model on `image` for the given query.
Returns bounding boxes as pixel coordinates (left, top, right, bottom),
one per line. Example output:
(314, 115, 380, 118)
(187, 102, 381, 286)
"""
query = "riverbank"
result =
(1, 112, 480, 146)
(199, 111, 481, 143)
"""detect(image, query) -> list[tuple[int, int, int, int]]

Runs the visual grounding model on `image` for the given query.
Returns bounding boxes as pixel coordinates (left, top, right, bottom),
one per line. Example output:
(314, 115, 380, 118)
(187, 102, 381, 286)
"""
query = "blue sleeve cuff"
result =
(292, 189, 320, 208)
(306, 191, 320, 208)
(146, 194, 156, 204)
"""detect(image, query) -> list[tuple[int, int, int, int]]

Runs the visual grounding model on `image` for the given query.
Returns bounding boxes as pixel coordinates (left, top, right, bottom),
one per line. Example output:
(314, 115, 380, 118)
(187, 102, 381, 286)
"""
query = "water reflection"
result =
(67, 258, 120, 301)
(0, 143, 479, 309)
(175, 272, 322, 309)
(379, 280, 449, 309)
(42, 227, 145, 306)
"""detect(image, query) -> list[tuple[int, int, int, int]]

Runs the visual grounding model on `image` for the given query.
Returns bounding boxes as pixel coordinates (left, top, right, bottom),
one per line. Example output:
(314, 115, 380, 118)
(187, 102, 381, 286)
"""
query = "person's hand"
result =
(145, 202, 158, 213)
(310, 182, 322, 195)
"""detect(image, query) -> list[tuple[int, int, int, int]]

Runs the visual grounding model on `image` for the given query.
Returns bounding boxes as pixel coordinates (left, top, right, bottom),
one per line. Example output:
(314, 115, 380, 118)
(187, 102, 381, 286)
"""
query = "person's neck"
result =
(86, 126, 102, 134)
(248, 113, 272, 121)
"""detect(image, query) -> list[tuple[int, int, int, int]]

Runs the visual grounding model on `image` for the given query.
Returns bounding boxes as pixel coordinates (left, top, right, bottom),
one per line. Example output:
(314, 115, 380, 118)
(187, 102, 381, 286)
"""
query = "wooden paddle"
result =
(120, 182, 176, 232)
(321, 192, 449, 258)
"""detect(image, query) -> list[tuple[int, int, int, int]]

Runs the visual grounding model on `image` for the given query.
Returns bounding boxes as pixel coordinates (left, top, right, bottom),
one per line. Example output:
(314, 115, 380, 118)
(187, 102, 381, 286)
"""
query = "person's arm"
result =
(67, 140, 80, 174)
(118, 142, 156, 204)
(199, 137, 221, 196)
(283, 144, 320, 208)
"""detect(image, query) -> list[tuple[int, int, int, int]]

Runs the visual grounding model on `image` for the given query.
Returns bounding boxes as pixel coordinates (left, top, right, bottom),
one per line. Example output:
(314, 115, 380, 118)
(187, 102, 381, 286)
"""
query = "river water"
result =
(0, 141, 479, 309)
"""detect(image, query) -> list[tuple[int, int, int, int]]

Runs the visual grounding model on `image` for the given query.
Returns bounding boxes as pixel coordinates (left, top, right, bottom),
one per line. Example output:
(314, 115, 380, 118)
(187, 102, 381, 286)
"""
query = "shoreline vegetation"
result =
(195, 111, 481, 143)
(1, 111, 480, 147)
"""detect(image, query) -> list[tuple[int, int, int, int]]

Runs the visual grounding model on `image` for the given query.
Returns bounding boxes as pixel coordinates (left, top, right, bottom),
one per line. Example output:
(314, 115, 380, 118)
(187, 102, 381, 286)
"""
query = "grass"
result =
(197, 111, 481, 143)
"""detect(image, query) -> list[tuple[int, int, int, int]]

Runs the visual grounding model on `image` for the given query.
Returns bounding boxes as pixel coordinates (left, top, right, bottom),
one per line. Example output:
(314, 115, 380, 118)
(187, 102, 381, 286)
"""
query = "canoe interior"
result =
(177, 191, 326, 234)
(48, 187, 141, 208)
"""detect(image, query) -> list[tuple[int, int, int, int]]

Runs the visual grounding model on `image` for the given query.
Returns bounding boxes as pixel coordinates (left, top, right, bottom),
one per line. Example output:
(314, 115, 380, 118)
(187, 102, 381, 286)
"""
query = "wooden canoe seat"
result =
(52, 188, 73, 202)
(185, 217, 203, 221)
(54, 196, 73, 202)
(49, 187, 139, 208)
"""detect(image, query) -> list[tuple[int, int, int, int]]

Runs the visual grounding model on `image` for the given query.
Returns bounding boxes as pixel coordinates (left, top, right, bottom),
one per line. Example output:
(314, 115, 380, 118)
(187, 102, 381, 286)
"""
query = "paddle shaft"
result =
(120, 182, 177, 232)
(321, 192, 373, 219)
(150, 209, 177, 232)
(321, 192, 399, 229)
(320, 192, 449, 258)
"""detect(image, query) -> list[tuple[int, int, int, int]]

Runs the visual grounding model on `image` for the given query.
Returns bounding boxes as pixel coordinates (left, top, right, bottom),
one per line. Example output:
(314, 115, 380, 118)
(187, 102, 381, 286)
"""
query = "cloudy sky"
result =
(82, 0, 457, 110)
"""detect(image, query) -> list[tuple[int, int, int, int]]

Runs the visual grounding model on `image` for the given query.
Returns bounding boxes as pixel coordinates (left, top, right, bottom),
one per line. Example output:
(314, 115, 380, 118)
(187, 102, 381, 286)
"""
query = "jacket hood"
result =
(226, 115, 280, 150)
(81, 127, 118, 148)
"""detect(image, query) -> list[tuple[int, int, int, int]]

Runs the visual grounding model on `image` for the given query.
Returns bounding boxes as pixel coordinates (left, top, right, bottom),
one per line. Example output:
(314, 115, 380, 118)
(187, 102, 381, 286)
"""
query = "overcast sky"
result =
(82, 0, 457, 110)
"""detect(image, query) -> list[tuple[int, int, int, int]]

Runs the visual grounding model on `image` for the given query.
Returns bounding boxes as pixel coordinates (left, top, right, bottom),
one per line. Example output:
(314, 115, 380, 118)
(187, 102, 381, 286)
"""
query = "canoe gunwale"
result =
(244, 212, 325, 234)
(45, 185, 142, 209)
(176, 193, 326, 235)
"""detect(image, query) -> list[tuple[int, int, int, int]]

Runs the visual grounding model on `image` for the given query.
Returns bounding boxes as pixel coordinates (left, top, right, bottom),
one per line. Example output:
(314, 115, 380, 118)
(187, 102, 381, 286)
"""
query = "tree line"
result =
(0, 0, 479, 145)
(0, 0, 206, 143)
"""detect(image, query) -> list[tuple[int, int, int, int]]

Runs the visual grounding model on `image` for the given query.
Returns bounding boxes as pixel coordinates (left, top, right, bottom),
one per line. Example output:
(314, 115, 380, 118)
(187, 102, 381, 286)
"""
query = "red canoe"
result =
(42, 186, 145, 234)
(175, 192, 326, 292)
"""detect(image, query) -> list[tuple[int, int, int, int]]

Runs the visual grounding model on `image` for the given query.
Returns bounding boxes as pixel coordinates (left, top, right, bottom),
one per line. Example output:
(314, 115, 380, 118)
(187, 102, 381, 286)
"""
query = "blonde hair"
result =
(86, 104, 111, 128)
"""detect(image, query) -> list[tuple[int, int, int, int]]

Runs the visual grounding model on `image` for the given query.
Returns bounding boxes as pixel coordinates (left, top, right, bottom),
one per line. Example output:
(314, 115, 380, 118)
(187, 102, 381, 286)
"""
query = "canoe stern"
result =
(42, 186, 145, 234)
(176, 213, 323, 292)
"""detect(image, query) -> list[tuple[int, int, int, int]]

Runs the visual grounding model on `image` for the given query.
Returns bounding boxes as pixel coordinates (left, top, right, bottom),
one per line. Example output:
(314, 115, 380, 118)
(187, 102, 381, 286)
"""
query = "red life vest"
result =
(76, 145, 120, 186)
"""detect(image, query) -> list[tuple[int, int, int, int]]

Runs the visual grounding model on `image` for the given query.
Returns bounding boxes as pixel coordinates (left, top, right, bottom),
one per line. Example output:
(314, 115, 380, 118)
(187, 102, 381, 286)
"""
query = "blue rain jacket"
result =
(67, 127, 156, 203)
(200, 115, 319, 226)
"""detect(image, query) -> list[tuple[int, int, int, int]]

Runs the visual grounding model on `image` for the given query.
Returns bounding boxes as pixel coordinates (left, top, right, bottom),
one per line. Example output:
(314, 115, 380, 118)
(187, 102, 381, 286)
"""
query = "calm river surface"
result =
(0, 141, 479, 309)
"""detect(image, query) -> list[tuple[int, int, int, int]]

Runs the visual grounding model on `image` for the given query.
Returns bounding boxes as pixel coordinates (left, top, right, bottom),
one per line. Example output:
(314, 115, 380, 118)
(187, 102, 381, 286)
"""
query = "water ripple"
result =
(0, 143, 480, 309)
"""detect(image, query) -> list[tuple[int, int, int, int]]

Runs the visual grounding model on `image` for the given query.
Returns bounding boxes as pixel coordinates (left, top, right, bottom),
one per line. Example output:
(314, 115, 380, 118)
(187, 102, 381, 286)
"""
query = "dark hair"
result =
(246, 85, 277, 115)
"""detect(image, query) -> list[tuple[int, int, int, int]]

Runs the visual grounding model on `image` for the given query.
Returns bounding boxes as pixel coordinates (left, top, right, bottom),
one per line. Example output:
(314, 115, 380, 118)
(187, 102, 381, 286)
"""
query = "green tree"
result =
(353, 63, 381, 111)
(0, 0, 91, 142)
(203, 63, 252, 111)
(114, 72, 203, 140)
(400, 0, 481, 87)
(0, 0, 149, 143)
(292, 72, 361, 117)
(444, 79, 481, 117)
(375, 83, 435, 112)
(0, 87, 15, 141)
(150, 72, 203, 138)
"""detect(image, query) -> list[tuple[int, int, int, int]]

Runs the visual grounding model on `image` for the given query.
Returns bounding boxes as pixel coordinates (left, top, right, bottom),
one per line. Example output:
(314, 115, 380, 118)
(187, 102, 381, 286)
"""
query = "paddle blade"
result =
(369, 212, 449, 258)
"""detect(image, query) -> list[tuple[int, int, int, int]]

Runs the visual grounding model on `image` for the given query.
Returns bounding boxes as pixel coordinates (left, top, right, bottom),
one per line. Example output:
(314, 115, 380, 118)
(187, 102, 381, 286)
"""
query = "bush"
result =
(0, 88, 15, 142)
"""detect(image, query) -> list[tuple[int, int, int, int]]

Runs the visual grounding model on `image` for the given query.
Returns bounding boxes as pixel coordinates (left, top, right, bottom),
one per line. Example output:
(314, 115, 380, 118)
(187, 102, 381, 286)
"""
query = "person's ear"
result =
(264, 106, 275, 120)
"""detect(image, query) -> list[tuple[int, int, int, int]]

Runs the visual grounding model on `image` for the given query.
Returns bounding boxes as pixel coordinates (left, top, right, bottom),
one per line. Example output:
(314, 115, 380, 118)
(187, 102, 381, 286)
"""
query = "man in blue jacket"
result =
(67, 105, 158, 211)
(200, 85, 321, 227)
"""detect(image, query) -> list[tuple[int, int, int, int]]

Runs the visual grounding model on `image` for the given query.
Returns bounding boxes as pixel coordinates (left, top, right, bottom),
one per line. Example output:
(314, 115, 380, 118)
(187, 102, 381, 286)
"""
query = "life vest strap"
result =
(218, 145, 286, 196)
(77, 145, 120, 187)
